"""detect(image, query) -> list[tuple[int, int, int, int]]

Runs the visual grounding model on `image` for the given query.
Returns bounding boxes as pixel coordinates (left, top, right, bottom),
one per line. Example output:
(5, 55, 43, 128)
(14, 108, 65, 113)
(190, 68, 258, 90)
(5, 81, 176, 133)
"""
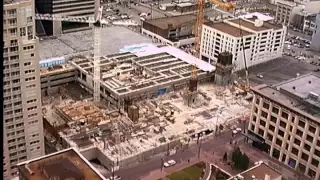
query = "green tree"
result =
(232, 147, 242, 163)
(239, 153, 250, 170)
(223, 152, 228, 162)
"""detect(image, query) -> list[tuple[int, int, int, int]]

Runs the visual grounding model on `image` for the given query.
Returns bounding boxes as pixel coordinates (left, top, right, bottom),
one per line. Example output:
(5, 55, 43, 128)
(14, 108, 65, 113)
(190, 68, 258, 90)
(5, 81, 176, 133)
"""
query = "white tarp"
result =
(124, 44, 215, 72)
(239, 12, 274, 22)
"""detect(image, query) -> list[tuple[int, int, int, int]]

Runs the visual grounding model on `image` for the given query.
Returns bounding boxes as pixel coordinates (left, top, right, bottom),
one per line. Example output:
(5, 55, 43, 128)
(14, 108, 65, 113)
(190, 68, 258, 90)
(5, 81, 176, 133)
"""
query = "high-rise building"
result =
(3, 0, 45, 179)
(35, 0, 98, 36)
(247, 74, 320, 180)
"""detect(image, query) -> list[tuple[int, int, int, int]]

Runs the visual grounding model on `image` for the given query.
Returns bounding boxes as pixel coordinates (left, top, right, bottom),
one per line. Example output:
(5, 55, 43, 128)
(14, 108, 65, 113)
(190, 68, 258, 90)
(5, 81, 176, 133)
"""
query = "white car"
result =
(107, 175, 121, 180)
(164, 160, 176, 168)
(257, 74, 263, 79)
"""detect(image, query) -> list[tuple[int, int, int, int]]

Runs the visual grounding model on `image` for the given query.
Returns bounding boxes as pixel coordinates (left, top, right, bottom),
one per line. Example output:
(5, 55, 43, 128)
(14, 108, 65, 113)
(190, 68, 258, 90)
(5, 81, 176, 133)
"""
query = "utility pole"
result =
(161, 158, 164, 171)
(197, 135, 202, 158)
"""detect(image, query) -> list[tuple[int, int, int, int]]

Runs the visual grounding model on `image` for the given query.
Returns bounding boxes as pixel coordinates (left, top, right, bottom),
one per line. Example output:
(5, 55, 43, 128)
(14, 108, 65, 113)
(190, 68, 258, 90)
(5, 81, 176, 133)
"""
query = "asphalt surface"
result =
(107, 130, 244, 180)
(245, 56, 319, 85)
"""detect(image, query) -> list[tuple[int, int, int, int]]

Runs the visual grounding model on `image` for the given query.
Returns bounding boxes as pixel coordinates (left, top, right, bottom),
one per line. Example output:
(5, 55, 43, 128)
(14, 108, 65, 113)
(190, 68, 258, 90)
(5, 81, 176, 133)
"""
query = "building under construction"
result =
(39, 44, 253, 173)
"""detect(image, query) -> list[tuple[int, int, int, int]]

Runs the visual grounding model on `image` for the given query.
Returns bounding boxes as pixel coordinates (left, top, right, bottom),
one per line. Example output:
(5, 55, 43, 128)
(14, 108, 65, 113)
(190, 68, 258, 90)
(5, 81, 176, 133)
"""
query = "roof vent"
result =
(292, 86, 296, 90)
(308, 91, 319, 100)
(308, 81, 311, 84)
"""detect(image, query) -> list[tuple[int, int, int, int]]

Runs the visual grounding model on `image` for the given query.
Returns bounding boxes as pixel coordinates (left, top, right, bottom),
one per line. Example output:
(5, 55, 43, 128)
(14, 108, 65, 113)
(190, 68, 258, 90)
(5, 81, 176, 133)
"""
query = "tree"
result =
(239, 153, 250, 170)
(232, 147, 242, 163)
(223, 152, 228, 162)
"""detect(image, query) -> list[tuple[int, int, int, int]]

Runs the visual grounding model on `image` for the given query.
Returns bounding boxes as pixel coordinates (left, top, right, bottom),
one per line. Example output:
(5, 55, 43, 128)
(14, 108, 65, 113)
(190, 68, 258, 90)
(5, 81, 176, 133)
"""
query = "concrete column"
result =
(279, 113, 293, 162)
(285, 115, 297, 165)
(52, 21, 62, 37)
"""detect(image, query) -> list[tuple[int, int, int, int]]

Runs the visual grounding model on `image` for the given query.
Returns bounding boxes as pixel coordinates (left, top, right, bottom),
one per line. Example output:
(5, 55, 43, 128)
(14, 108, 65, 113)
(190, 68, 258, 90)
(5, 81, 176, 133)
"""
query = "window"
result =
(261, 111, 268, 118)
(28, 113, 37, 118)
(26, 84, 36, 89)
(24, 62, 31, 66)
(276, 138, 282, 146)
(20, 27, 26, 36)
(9, 28, 17, 35)
(26, 99, 36, 104)
(281, 111, 288, 119)
(280, 121, 286, 128)
(260, 120, 266, 127)
(270, 115, 277, 123)
(258, 128, 264, 136)
(263, 101, 270, 109)
(291, 147, 299, 156)
(269, 124, 275, 132)
(296, 129, 303, 137)
(308, 125, 316, 134)
(27, 106, 37, 111)
(278, 130, 284, 137)
(301, 153, 309, 161)
(306, 135, 313, 143)
(23, 45, 34, 51)
(272, 106, 279, 114)
(311, 158, 319, 167)
(304, 143, 311, 151)
(256, 97, 260, 104)
(294, 138, 301, 146)
(298, 120, 305, 128)
(25, 77, 35, 82)
(267, 133, 273, 141)
(24, 69, 35, 74)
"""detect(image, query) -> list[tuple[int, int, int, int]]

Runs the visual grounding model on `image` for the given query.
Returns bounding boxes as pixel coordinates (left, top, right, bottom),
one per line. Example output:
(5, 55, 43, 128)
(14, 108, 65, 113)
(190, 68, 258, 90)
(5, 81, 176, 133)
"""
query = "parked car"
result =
(164, 160, 176, 168)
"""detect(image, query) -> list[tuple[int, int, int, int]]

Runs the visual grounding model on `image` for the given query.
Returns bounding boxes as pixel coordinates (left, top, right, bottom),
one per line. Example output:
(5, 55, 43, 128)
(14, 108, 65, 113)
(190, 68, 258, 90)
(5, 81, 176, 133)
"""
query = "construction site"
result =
(36, 0, 256, 175)
(40, 42, 252, 174)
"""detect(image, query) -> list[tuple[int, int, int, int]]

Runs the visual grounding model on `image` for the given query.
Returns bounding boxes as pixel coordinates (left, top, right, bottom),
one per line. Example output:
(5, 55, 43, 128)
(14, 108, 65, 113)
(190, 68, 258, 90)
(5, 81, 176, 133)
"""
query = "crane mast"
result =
(93, 6, 103, 103)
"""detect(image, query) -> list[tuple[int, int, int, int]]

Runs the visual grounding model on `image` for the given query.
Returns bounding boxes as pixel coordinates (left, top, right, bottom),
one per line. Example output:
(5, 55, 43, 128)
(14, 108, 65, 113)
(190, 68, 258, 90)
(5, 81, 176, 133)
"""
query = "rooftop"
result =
(70, 44, 215, 98)
(252, 73, 320, 121)
(229, 162, 282, 180)
(204, 22, 253, 37)
(229, 19, 282, 32)
(145, 14, 197, 30)
(17, 148, 106, 180)
(39, 26, 154, 60)
(239, 12, 274, 22)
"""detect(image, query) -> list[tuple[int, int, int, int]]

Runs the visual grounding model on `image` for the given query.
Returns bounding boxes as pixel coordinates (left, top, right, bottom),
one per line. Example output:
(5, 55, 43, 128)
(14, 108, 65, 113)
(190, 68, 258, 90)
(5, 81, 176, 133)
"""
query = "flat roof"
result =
(17, 148, 106, 180)
(252, 73, 320, 121)
(239, 12, 274, 22)
(229, 19, 270, 32)
(205, 22, 253, 37)
(39, 26, 154, 60)
(145, 14, 196, 30)
(236, 163, 282, 180)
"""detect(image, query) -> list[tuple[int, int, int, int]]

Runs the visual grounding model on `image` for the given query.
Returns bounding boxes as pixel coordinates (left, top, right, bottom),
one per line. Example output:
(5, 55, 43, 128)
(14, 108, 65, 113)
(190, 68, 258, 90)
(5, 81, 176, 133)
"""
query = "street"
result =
(109, 130, 245, 180)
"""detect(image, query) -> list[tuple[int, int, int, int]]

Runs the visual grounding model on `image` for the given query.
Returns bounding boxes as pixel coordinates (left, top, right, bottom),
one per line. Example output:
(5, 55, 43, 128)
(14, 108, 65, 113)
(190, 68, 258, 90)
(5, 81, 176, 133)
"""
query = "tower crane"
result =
(193, 0, 236, 88)
(195, 0, 251, 93)
(35, 6, 138, 103)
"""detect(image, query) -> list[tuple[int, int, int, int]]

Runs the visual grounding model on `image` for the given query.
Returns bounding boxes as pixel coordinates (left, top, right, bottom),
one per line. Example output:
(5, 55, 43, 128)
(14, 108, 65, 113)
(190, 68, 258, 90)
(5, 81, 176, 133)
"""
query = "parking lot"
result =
(102, 2, 166, 26)
(244, 55, 320, 85)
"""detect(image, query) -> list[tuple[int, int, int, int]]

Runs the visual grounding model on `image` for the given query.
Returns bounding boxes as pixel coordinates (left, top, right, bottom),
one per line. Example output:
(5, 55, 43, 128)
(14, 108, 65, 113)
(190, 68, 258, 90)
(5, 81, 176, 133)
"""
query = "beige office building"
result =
(3, 0, 45, 179)
(247, 74, 320, 180)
